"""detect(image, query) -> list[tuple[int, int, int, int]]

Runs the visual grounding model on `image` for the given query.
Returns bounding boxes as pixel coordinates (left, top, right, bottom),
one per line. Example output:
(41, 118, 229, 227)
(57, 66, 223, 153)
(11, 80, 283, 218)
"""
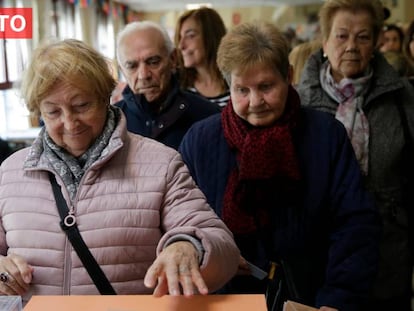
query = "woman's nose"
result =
(250, 92, 263, 107)
(345, 37, 358, 52)
(63, 112, 78, 130)
(178, 37, 185, 50)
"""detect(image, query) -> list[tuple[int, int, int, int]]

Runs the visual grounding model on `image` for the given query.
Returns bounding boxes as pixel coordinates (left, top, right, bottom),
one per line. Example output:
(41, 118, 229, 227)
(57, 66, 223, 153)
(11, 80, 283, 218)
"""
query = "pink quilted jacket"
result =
(0, 112, 239, 303)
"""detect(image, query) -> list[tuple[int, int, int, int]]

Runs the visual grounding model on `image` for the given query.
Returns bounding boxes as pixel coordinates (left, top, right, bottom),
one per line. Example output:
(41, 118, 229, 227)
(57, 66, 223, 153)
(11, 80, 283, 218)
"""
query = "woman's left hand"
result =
(144, 241, 208, 297)
(0, 254, 33, 296)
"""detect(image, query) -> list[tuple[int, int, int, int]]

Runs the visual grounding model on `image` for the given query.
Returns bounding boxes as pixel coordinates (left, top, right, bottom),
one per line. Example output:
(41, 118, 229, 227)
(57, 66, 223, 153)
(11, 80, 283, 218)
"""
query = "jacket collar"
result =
(301, 49, 405, 106)
(121, 75, 180, 116)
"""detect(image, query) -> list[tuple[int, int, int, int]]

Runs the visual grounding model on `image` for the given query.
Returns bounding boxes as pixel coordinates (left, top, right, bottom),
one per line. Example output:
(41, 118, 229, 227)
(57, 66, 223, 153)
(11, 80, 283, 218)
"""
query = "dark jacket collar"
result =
(121, 75, 180, 116)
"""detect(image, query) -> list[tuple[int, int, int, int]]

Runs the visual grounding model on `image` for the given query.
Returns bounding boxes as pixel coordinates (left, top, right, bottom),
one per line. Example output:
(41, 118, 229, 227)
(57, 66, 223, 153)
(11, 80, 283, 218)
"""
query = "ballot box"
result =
(24, 294, 267, 311)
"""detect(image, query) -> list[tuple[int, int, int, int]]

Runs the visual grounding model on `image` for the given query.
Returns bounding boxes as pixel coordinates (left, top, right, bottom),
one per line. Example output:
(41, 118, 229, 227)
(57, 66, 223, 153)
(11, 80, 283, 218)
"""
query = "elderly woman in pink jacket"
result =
(0, 38, 239, 304)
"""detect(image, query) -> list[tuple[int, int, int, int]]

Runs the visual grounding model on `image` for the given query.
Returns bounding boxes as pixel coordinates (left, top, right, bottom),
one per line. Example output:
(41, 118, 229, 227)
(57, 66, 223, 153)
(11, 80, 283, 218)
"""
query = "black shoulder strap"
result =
(48, 172, 116, 295)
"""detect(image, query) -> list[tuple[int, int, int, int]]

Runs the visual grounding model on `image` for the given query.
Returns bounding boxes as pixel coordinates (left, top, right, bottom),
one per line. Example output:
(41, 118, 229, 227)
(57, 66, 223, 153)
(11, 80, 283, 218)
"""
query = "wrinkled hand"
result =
(320, 307, 338, 311)
(0, 254, 33, 295)
(144, 241, 208, 297)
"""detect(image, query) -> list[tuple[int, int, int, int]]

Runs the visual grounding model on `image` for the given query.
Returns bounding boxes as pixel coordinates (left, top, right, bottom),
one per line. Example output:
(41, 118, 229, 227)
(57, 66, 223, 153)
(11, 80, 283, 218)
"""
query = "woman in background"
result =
(175, 7, 229, 108)
(379, 24, 404, 53)
(289, 40, 321, 87)
(403, 19, 414, 82)
(297, 0, 414, 310)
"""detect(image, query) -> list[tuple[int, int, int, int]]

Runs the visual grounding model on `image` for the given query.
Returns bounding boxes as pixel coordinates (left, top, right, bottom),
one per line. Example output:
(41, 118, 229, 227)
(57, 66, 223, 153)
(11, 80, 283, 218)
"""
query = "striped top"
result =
(187, 87, 230, 109)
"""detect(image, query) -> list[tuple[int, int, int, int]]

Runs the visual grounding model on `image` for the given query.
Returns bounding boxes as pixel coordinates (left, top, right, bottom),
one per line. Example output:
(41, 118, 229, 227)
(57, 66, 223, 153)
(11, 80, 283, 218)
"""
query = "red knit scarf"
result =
(221, 86, 302, 235)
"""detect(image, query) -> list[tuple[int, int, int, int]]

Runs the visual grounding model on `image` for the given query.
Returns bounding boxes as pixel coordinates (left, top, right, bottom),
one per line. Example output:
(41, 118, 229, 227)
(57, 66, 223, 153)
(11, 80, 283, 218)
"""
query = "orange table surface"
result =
(24, 294, 267, 311)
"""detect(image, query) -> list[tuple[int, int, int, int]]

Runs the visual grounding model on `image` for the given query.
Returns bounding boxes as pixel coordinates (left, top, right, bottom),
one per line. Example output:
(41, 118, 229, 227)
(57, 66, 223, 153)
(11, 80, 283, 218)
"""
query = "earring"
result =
(323, 53, 327, 58)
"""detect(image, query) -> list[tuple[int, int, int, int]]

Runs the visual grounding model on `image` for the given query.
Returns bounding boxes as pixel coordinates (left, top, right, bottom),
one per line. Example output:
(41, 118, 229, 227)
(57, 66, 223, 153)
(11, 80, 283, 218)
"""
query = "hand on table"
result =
(144, 241, 208, 297)
(0, 254, 33, 295)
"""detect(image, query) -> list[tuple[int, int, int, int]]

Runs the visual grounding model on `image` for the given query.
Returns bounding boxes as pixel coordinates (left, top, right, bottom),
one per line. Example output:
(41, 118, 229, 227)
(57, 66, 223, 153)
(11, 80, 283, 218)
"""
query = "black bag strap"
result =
(48, 172, 116, 295)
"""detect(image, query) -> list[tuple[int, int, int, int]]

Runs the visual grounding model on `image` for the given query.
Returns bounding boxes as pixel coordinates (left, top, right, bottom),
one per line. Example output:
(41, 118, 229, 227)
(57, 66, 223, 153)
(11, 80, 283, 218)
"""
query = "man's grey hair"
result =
(116, 21, 174, 63)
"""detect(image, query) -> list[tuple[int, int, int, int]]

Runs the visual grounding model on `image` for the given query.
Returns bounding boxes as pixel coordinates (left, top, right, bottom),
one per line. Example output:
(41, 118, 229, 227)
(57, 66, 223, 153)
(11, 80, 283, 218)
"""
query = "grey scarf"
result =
(320, 62, 372, 174)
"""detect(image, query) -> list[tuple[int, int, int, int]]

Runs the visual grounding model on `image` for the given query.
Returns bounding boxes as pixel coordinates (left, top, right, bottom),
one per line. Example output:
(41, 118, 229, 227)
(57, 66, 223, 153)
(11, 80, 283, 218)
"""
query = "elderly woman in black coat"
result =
(297, 0, 414, 310)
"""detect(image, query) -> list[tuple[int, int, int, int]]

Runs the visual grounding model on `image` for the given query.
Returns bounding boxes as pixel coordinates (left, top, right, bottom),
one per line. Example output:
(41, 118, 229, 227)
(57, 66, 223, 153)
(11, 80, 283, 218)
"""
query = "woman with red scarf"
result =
(179, 22, 380, 311)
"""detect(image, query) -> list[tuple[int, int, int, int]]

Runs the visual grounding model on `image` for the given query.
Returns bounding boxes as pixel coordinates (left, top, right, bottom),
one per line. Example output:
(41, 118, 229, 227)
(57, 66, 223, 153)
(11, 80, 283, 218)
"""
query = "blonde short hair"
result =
(217, 22, 290, 84)
(21, 38, 116, 116)
(289, 40, 322, 85)
(319, 0, 384, 44)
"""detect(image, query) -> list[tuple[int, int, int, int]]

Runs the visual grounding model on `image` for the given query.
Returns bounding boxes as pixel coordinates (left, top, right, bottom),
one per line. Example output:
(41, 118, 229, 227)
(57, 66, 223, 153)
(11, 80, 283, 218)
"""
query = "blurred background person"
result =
(382, 50, 409, 76)
(175, 7, 229, 108)
(289, 40, 322, 87)
(180, 21, 380, 311)
(0, 38, 239, 304)
(283, 27, 304, 52)
(380, 24, 405, 53)
(114, 21, 220, 150)
(297, 0, 414, 310)
(403, 19, 414, 82)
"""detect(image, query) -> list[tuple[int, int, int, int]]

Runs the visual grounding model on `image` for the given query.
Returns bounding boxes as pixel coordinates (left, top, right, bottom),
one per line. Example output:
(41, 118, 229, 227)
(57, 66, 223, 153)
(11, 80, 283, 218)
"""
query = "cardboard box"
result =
(24, 294, 267, 311)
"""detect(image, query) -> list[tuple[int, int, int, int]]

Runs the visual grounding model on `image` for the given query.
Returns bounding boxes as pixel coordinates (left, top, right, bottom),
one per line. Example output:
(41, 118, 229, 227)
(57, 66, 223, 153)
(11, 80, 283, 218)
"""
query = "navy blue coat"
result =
(179, 108, 381, 311)
(0, 139, 11, 164)
(114, 76, 221, 149)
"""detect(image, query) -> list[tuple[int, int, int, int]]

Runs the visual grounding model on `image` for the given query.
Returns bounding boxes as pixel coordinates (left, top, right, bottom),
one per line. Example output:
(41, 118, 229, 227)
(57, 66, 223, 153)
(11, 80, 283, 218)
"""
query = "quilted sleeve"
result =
(157, 153, 239, 292)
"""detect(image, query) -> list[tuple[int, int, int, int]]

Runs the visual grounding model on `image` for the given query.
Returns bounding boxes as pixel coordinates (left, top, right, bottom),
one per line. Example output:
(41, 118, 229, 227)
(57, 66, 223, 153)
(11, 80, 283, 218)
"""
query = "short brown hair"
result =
(217, 22, 290, 84)
(319, 0, 384, 44)
(21, 39, 116, 117)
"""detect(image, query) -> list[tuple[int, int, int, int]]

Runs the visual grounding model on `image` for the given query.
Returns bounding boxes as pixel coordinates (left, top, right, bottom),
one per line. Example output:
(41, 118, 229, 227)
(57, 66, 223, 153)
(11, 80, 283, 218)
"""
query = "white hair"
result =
(116, 21, 174, 63)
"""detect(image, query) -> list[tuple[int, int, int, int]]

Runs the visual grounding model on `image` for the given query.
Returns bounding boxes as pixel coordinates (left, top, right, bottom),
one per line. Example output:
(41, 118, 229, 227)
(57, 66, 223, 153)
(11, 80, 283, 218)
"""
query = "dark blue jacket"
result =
(0, 139, 11, 164)
(114, 76, 221, 149)
(179, 108, 380, 311)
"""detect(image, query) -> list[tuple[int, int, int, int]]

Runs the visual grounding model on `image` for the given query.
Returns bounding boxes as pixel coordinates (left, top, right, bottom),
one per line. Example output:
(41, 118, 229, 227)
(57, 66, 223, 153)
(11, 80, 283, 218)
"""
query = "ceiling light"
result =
(186, 3, 212, 9)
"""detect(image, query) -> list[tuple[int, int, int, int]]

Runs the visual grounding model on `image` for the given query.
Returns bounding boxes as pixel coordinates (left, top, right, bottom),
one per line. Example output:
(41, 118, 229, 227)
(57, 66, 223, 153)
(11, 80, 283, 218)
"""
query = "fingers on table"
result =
(0, 271, 28, 295)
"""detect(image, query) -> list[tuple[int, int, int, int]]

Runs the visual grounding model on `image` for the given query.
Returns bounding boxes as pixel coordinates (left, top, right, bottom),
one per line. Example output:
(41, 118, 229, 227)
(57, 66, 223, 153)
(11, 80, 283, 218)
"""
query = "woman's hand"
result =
(144, 241, 208, 297)
(0, 254, 33, 295)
